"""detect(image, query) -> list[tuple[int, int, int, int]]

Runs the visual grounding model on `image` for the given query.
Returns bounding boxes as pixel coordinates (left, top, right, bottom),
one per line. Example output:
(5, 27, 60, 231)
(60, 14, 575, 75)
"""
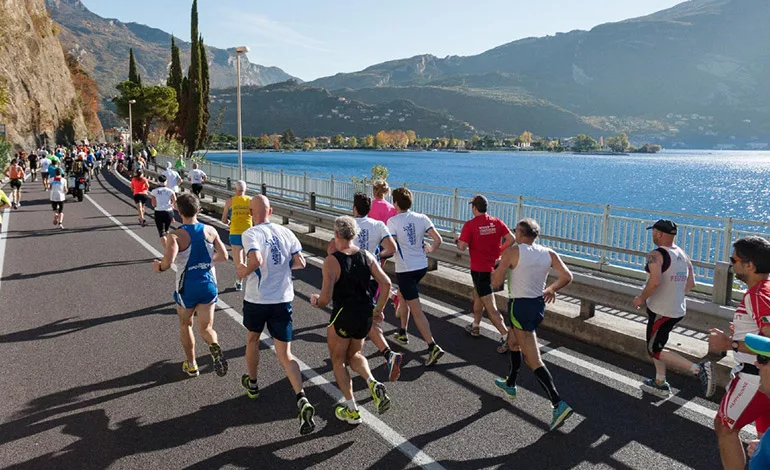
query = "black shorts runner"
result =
(645, 306, 682, 359)
(133, 194, 149, 205)
(471, 270, 493, 297)
(191, 183, 203, 195)
(329, 304, 373, 340)
(51, 201, 64, 213)
(29, 162, 38, 170)
(396, 267, 428, 301)
(154, 210, 173, 237)
(9, 179, 22, 189)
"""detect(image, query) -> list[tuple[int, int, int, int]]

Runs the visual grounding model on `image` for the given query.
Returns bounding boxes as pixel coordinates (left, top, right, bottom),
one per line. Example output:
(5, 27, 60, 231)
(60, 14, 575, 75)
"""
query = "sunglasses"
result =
(730, 256, 744, 265)
(758, 355, 770, 366)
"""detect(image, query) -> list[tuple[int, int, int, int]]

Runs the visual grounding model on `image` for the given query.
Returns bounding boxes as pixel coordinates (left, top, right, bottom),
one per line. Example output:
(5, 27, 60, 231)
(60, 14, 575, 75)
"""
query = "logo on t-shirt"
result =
(479, 222, 497, 236)
(357, 229, 370, 252)
(404, 223, 416, 245)
(266, 235, 282, 265)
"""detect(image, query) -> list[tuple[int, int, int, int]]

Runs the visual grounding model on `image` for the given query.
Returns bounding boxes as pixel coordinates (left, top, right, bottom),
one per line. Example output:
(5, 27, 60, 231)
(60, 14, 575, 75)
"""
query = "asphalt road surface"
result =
(0, 169, 728, 469)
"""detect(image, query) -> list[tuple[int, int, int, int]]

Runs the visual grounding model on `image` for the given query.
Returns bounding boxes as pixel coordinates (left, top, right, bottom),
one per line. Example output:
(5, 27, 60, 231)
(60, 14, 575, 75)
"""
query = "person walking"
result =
(49, 168, 67, 229)
(235, 195, 316, 435)
(455, 194, 514, 353)
(311, 215, 393, 424)
(5, 159, 25, 209)
(189, 163, 207, 199)
(708, 236, 770, 470)
(131, 169, 150, 227)
(154, 193, 229, 379)
(387, 187, 445, 366)
(222, 180, 252, 291)
(632, 219, 714, 397)
(150, 174, 177, 248)
(491, 218, 575, 431)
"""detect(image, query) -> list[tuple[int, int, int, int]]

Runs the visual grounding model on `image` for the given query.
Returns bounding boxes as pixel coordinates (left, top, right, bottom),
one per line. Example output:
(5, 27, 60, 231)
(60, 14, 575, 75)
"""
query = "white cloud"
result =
(220, 11, 329, 53)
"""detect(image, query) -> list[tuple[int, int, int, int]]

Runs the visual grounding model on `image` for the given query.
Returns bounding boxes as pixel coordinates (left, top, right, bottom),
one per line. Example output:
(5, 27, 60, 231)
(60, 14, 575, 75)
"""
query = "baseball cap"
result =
(470, 194, 488, 212)
(647, 219, 677, 235)
(745, 334, 770, 358)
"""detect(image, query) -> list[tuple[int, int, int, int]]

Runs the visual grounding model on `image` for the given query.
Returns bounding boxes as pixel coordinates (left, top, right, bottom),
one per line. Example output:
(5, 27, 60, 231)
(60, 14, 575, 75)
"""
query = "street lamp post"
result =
(234, 46, 250, 181)
(128, 99, 136, 158)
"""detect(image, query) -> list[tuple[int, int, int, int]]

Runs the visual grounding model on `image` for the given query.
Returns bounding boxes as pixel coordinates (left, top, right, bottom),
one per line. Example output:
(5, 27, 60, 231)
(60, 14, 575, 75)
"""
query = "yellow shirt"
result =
(0, 190, 9, 224)
(229, 195, 252, 235)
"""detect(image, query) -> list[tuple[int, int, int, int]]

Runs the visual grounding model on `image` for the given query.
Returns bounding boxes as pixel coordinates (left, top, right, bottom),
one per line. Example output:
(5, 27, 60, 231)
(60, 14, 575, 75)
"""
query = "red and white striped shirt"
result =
(733, 279, 770, 364)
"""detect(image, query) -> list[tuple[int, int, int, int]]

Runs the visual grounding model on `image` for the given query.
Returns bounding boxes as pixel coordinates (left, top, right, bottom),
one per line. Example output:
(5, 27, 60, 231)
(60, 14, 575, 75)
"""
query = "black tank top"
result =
(332, 250, 373, 314)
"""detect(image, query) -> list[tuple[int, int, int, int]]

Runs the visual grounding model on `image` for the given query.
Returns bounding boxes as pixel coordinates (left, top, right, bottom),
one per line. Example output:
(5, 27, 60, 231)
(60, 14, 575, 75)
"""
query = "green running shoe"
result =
(334, 405, 362, 425)
(369, 381, 391, 414)
(240, 374, 259, 399)
(298, 401, 316, 435)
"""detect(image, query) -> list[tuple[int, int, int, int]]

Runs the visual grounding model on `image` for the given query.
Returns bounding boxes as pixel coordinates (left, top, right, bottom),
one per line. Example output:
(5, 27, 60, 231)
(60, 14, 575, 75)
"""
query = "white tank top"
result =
(508, 243, 552, 299)
(646, 245, 689, 318)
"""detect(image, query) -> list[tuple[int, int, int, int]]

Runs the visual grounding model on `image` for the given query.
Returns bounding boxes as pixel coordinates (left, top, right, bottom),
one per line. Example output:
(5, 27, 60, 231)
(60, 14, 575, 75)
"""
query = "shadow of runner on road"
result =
(1, 258, 155, 282)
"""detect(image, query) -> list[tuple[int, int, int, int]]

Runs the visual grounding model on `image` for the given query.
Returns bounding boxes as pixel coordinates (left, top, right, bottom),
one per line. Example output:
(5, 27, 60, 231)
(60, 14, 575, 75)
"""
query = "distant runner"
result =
(27, 151, 38, 182)
(221, 181, 252, 291)
(154, 194, 229, 378)
(5, 159, 25, 209)
(189, 163, 207, 199)
(131, 169, 150, 227)
(150, 174, 177, 248)
(163, 162, 182, 193)
(49, 168, 67, 229)
(39, 153, 51, 190)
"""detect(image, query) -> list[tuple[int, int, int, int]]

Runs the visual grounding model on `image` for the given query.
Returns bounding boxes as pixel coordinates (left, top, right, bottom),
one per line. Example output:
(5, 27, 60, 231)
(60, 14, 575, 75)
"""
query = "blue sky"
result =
(80, 0, 684, 81)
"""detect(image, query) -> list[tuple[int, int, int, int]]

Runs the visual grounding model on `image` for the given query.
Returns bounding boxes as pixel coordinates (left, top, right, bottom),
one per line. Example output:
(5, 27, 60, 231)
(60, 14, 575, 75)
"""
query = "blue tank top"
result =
(174, 223, 216, 293)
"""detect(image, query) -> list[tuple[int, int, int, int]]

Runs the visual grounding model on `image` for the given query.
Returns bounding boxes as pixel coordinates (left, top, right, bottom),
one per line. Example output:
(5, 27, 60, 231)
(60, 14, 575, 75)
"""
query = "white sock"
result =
(366, 376, 375, 385)
(472, 321, 480, 328)
(346, 398, 358, 411)
(655, 374, 666, 384)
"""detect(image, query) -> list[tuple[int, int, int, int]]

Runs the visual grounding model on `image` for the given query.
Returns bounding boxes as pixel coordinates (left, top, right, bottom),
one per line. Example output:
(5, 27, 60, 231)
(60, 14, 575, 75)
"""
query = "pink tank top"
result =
(369, 199, 397, 224)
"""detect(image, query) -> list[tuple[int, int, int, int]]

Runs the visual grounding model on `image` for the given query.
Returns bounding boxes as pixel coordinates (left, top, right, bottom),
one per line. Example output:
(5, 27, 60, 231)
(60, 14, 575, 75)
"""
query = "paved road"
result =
(0, 169, 729, 469)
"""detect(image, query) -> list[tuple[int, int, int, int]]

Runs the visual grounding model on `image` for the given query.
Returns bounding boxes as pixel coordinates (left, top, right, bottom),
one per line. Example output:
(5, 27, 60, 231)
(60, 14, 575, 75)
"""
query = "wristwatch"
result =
(732, 341, 739, 352)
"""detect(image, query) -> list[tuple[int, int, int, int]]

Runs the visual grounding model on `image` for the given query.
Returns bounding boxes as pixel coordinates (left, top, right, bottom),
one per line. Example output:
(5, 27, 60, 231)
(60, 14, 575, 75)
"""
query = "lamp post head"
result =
(235, 46, 250, 54)
(128, 99, 136, 104)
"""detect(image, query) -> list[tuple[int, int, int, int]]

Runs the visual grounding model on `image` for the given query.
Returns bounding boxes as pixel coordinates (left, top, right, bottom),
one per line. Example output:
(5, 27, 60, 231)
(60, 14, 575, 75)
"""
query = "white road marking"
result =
(87, 188, 446, 470)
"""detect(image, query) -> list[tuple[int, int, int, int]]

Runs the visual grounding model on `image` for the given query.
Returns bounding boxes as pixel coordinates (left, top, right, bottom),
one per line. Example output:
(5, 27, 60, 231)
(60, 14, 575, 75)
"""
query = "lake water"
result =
(204, 149, 770, 222)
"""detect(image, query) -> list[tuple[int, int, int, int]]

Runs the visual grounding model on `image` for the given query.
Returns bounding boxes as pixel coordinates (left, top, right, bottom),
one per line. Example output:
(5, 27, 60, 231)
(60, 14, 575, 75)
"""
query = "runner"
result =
(163, 162, 182, 192)
(131, 169, 150, 227)
(708, 236, 770, 470)
(455, 194, 514, 353)
(369, 180, 398, 223)
(327, 193, 403, 381)
(4, 159, 25, 209)
(632, 219, 714, 397)
(49, 168, 67, 229)
(311, 215, 393, 424)
(221, 180, 252, 291)
(234, 195, 316, 435)
(153, 193, 229, 379)
(150, 174, 177, 248)
(743, 334, 770, 469)
(27, 151, 38, 182)
(491, 218, 575, 431)
(387, 187, 446, 366)
(39, 152, 51, 190)
(189, 163, 207, 199)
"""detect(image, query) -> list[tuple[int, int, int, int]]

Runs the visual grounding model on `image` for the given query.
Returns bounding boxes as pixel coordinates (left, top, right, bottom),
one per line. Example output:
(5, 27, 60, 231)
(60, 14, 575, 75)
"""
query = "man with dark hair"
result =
(491, 218, 575, 431)
(455, 194, 514, 353)
(154, 193, 229, 379)
(633, 219, 714, 398)
(387, 187, 446, 366)
(709, 235, 770, 470)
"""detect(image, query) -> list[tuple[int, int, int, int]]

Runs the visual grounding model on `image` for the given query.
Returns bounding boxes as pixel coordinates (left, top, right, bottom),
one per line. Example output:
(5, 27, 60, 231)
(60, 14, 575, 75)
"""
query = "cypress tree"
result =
(199, 35, 210, 150)
(128, 48, 141, 85)
(167, 36, 184, 137)
(185, 0, 203, 157)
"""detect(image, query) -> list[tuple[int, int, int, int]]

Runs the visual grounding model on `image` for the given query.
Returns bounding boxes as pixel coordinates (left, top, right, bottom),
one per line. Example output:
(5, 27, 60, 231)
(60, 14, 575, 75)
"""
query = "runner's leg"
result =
(245, 330, 261, 381)
(177, 305, 196, 364)
(328, 327, 355, 401)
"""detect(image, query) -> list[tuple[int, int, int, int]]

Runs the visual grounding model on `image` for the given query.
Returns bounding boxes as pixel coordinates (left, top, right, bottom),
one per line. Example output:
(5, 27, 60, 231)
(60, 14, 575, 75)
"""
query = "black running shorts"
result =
(396, 268, 428, 301)
(155, 210, 173, 237)
(645, 306, 682, 359)
(471, 270, 493, 297)
(329, 304, 373, 340)
(51, 201, 64, 213)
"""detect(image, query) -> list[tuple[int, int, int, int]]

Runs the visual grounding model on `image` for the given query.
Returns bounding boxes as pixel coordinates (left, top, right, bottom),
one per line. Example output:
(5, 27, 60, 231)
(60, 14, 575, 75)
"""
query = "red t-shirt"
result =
(131, 177, 149, 195)
(459, 214, 510, 272)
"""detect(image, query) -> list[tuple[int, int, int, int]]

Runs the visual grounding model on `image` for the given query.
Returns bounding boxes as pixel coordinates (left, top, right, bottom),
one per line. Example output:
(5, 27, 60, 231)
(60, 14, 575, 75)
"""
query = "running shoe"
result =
(141, 218, 147, 227)
(550, 401, 573, 431)
(59, 223, 64, 230)
(298, 400, 316, 435)
(386, 351, 403, 382)
(240, 374, 259, 399)
(334, 404, 362, 425)
(425, 344, 445, 366)
(369, 381, 391, 414)
(209, 343, 228, 377)
(697, 361, 716, 398)
(182, 360, 200, 377)
(642, 378, 671, 397)
(464, 323, 480, 337)
(393, 331, 409, 345)
(494, 378, 517, 398)
(234, 280, 243, 291)
(496, 338, 509, 354)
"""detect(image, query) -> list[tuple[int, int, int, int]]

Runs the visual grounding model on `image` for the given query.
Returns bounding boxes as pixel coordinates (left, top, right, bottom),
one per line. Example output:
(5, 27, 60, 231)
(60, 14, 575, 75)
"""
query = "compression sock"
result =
(382, 348, 392, 358)
(506, 350, 522, 387)
(533, 366, 561, 407)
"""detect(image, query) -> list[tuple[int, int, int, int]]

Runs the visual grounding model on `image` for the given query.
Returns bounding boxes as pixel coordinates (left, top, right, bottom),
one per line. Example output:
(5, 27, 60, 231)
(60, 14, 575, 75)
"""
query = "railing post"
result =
(226, 177, 232, 191)
(722, 217, 734, 261)
(515, 195, 523, 223)
(261, 183, 267, 195)
(600, 204, 611, 266)
(330, 175, 335, 209)
(580, 299, 596, 319)
(712, 261, 734, 306)
(451, 188, 460, 233)
(308, 192, 317, 233)
(303, 171, 308, 203)
(280, 169, 285, 198)
(261, 167, 265, 186)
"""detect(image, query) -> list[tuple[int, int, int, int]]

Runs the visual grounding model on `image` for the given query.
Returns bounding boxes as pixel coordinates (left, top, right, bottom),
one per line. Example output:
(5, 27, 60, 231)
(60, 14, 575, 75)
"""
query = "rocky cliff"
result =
(0, 0, 92, 150)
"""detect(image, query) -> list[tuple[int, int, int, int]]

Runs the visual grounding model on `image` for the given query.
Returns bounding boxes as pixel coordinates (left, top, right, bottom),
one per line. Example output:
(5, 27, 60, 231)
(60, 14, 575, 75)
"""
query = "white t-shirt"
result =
(241, 222, 302, 304)
(355, 216, 393, 259)
(50, 177, 67, 202)
(151, 187, 175, 211)
(387, 211, 435, 273)
(190, 169, 207, 184)
(163, 169, 181, 189)
(39, 157, 51, 174)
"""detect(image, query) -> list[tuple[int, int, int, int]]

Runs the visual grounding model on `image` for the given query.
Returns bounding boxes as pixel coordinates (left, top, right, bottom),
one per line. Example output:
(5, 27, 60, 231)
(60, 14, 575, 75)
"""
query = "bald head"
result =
(250, 194, 271, 223)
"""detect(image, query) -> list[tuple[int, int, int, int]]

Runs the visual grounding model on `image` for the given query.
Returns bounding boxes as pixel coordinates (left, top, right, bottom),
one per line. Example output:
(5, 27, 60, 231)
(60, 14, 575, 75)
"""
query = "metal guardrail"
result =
(144, 167, 734, 334)
(155, 155, 766, 294)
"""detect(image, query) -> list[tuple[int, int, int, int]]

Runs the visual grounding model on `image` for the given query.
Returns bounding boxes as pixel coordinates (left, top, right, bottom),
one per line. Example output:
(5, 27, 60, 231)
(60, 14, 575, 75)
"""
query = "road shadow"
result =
(1, 258, 155, 282)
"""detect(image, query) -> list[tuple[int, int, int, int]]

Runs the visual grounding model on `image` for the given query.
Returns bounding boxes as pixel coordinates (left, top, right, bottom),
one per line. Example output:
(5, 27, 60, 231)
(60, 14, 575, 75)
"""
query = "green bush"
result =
(0, 136, 11, 172)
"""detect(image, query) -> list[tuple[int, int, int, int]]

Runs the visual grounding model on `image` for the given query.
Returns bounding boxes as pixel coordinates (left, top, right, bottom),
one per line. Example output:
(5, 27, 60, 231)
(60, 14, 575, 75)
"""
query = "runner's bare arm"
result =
(685, 258, 696, 293)
(209, 227, 228, 263)
(291, 251, 306, 270)
(379, 235, 396, 258)
(236, 248, 263, 280)
(154, 233, 180, 272)
(425, 227, 442, 253)
(634, 250, 663, 309)
(491, 245, 519, 289)
(368, 251, 392, 318)
(545, 250, 573, 303)
(221, 199, 232, 224)
(500, 230, 516, 251)
(312, 255, 338, 308)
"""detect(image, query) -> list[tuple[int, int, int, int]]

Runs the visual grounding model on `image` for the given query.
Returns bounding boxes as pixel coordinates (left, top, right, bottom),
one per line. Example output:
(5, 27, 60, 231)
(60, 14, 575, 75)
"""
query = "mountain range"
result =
(49, 0, 770, 147)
